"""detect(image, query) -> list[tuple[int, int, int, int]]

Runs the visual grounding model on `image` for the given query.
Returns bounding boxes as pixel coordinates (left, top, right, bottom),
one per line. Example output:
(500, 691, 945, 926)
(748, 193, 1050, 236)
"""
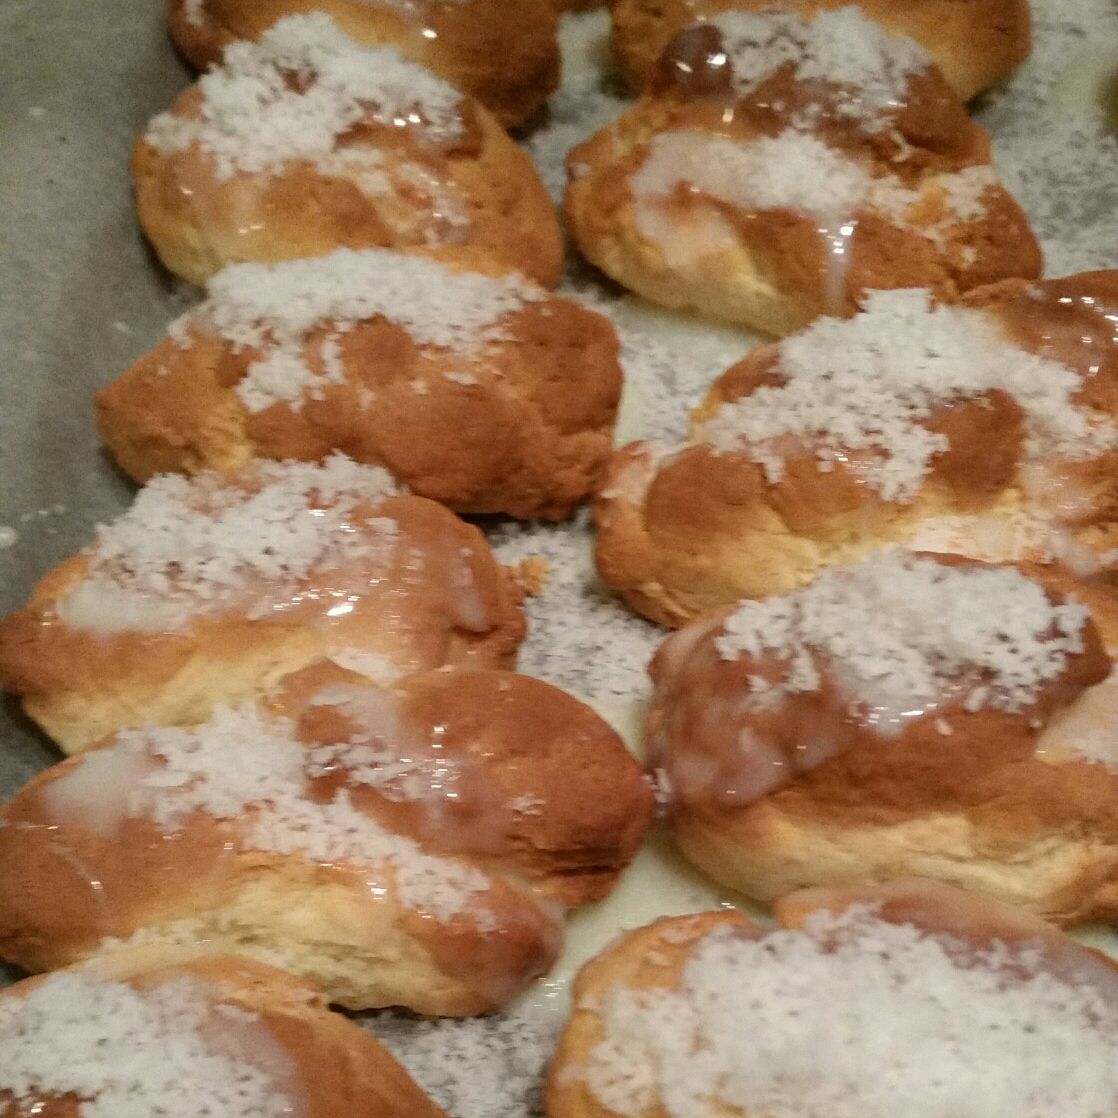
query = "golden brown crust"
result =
(132, 89, 563, 287)
(166, 0, 560, 128)
(645, 558, 1118, 925)
(547, 882, 1118, 1118)
(594, 273, 1118, 626)
(0, 666, 652, 1014)
(566, 23, 1040, 336)
(0, 954, 448, 1118)
(96, 285, 622, 520)
(0, 494, 525, 754)
(610, 0, 1031, 100)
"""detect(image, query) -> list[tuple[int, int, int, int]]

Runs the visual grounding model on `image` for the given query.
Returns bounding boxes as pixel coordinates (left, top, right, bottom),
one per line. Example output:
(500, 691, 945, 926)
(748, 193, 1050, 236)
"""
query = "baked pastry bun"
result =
(566, 8, 1040, 336)
(96, 249, 622, 520)
(0, 455, 524, 754)
(167, 0, 560, 128)
(611, 0, 1031, 101)
(134, 14, 563, 287)
(547, 879, 1118, 1118)
(647, 550, 1118, 924)
(595, 273, 1118, 626)
(0, 662, 654, 1014)
(0, 952, 447, 1118)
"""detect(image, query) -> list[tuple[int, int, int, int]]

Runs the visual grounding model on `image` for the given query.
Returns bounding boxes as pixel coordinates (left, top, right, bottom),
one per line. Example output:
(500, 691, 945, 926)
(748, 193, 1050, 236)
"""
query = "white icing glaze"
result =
(511, 696, 748, 1024)
(327, 649, 403, 685)
(831, 661, 961, 738)
(904, 510, 1052, 562)
(636, 201, 737, 269)
(1020, 461, 1098, 521)
(904, 506, 1110, 578)
(511, 822, 743, 1024)
(57, 581, 195, 634)
(598, 445, 675, 505)
(39, 749, 161, 836)
(819, 218, 857, 316)
(631, 129, 871, 233)
(448, 549, 490, 632)
(56, 458, 402, 636)
(1037, 668, 1118, 770)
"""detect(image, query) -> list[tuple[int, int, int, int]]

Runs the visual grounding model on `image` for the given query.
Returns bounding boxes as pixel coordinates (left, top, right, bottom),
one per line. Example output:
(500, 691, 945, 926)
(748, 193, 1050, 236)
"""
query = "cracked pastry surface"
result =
(0, 952, 447, 1117)
(166, 0, 560, 128)
(0, 455, 524, 754)
(595, 272, 1118, 626)
(566, 7, 1040, 336)
(611, 0, 1031, 101)
(133, 14, 563, 287)
(96, 249, 622, 521)
(645, 551, 1118, 924)
(547, 879, 1118, 1118)
(0, 663, 654, 1015)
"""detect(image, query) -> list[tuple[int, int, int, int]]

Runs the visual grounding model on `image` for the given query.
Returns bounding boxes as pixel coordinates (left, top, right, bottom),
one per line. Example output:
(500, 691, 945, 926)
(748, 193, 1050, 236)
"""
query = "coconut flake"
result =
(57, 456, 400, 632)
(175, 250, 539, 413)
(62, 703, 493, 922)
(576, 908, 1118, 1118)
(709, 7, 932, 128)
(714, 551, 1089, 721)
(145, 13, 463, 180)
(631, 130, 996, 257)
(632, 129, 872, 228)
(0, 972, 292, 1118)
(699, 288, 1115, 502)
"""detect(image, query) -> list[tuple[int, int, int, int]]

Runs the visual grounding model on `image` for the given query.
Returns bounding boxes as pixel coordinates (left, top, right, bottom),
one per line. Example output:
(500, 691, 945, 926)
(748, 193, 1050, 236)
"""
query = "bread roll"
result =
(566, 8, 1040, 336)
(0, 663, 655, 1014)
(0, 952, 446, 1117)
(167, 0, 560, 128)
(595, 273, 1118, 626)
(547, 879, 1118, 1118)
(0, 456, 524, 753)
(97, 249, 621, 520)
(647, 551, 1118, 924)
(611, 0, 1031, 100)
(134, 14, 563, 286)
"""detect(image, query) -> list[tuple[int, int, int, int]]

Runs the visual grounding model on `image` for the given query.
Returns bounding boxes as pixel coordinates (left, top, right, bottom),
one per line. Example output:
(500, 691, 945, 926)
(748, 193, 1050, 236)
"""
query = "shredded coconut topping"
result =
(490, 514, 662, 704)
(177, 251, 539, 413)
(372, 1011, 556, 1118)
(715, 552, 1089, 720)
(145, 13, 463, 180)
(699, 289, 1115, 502)
(631, 130, 996, 244)
(0, 972, 291, 1118)
(58, 456, 399, 632)
(95, 703, 493, 921)
(577, 908, 1118, 1118)
(632, 129, 871, 226)
(709, 7, 931, 127)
